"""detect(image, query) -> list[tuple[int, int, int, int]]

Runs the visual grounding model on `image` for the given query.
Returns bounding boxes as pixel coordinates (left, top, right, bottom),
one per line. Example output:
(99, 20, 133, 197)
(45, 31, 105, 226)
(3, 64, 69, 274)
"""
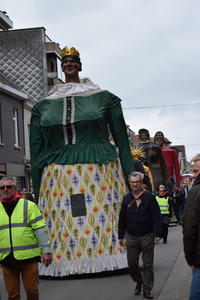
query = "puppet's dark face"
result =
(154, 132, 164, 147)
(140, 133, 148, 142)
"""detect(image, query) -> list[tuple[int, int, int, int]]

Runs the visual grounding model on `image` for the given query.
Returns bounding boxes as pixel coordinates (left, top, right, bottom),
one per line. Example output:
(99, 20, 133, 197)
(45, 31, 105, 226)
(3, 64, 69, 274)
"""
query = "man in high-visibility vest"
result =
(0, 177, 52, 300)
(156, 185, 172, 243)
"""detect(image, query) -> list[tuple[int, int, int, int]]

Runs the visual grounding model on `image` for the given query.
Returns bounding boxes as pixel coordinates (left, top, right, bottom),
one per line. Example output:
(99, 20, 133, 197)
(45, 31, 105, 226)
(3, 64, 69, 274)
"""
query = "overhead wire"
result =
(122, 102, 200, 109)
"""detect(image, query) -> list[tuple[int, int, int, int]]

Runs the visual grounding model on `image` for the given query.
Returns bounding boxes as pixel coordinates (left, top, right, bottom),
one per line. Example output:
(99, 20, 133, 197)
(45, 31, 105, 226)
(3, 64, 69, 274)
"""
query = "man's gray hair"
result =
(0, 177, 16, 185)
(128, 172, 144, 182)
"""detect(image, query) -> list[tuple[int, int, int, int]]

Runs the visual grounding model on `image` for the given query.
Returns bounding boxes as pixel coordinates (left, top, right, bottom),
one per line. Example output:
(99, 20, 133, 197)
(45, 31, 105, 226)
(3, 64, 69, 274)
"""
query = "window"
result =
(57, 57, 65, 82)
(15, 176, 25, 191)
(47, 53, 64, 82)
(47, 53, 57, 73)
(13, 108, 19, 147)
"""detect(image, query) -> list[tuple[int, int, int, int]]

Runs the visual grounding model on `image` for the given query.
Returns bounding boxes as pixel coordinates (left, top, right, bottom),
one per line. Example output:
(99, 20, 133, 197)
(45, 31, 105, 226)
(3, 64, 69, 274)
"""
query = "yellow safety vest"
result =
(0, 198, 46, 261)
(156, 196, 170, 214)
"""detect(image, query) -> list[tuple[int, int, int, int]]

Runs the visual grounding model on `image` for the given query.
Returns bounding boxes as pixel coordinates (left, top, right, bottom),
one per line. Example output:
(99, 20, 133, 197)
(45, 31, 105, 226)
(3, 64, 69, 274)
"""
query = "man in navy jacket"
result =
(181, 154, 200, 299)
(118, 171, 162, 299)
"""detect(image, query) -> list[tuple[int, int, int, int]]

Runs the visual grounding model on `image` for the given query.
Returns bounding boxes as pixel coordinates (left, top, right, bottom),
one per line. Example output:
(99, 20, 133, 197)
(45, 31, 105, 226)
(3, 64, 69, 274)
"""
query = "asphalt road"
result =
(0, 224, 183, 300)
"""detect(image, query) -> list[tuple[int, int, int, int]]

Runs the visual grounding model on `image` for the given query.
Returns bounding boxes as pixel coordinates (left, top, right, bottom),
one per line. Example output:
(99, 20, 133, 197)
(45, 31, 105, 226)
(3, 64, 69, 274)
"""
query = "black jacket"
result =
(172, 190, 183, 206)
(181, 174, 200, 267)
(118, 190, 162, 239)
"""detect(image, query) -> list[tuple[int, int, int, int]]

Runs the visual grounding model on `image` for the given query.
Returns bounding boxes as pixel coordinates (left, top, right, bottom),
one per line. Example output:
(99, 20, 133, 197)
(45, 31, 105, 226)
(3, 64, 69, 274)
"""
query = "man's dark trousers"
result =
(126, 232, 154, 291)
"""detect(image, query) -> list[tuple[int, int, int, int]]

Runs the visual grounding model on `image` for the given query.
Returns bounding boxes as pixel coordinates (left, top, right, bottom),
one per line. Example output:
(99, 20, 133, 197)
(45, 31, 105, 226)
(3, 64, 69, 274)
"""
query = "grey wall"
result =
(0, 27, 48, 102)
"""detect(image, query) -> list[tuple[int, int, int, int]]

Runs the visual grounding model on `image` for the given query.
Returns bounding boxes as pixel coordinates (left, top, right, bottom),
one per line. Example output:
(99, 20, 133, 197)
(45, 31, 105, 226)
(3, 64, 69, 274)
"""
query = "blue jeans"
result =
(189, 267, 200, 300)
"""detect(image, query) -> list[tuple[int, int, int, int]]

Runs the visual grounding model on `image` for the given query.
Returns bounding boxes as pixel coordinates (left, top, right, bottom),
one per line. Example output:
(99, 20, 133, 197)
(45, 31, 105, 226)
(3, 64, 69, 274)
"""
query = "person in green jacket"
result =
(30, 46, 135, 276)
(0, 177, 51, 300)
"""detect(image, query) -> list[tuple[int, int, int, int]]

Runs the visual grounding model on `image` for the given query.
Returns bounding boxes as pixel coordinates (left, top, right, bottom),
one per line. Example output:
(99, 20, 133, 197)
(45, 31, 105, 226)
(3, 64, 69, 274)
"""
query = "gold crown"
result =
(61, 46, 80, 58)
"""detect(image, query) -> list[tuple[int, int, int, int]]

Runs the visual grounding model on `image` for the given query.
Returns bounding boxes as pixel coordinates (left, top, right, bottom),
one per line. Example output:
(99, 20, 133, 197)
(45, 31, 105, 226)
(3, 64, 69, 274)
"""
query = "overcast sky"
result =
(2, 0, 200, 162)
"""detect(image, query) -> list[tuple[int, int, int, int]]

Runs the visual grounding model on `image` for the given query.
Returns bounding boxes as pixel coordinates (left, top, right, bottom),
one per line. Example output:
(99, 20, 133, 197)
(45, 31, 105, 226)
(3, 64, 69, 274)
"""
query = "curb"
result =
(157, 247, 191, 300)
(175, 264, 191, 300)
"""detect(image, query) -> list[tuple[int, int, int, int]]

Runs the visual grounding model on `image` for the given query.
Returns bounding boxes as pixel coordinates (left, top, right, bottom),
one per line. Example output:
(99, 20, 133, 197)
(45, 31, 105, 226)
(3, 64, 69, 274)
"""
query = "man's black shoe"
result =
(143, 290, 153, 299)
(134, 283, 142, 295)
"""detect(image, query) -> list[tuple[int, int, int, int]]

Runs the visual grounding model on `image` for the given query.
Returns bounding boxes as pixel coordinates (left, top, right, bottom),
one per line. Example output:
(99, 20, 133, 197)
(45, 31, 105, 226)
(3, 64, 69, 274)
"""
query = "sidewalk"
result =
(158, 247, 191, 300)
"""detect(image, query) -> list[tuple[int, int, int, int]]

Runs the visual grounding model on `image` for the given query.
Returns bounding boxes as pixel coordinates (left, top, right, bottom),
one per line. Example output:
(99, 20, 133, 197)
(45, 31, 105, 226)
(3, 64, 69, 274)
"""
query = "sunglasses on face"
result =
(0, 185, 15, 190)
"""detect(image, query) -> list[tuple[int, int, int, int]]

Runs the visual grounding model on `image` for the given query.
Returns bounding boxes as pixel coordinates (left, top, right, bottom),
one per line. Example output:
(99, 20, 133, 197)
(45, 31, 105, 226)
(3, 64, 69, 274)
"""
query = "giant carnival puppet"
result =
(30, 46, 135, 276)
(154, 131, 180, 187)
(111, 126, 153, 192)
(131, 147, 153, 192)
(138, 128, 171, 193)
